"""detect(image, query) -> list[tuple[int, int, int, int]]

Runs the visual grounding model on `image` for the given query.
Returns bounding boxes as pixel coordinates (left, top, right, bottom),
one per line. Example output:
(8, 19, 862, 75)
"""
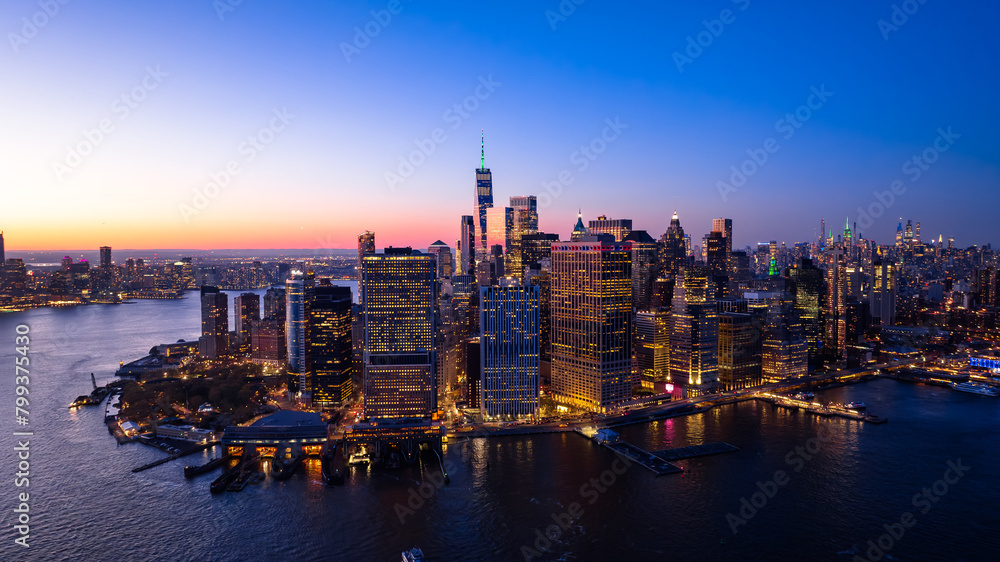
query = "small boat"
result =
(402, 547, 426, 562)
(845, 401, 866, 411)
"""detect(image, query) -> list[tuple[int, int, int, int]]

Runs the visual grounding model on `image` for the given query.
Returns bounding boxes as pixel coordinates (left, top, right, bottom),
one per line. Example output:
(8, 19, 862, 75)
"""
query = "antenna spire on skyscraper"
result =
(481, 129, 485, 170)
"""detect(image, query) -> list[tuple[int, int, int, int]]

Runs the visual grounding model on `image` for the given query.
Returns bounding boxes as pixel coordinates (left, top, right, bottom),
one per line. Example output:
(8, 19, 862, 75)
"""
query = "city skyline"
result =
(3, 1, 998, 251)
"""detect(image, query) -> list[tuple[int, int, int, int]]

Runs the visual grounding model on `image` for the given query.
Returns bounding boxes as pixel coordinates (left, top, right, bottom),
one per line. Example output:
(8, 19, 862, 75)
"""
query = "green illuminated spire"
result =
(481, 129, 485, 170)
(768, 257, 779, 276)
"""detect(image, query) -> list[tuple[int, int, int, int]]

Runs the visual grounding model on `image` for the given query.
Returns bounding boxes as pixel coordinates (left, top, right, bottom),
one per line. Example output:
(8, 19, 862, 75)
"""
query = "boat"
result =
(210, 470, 237, 494)
(845, 402, 866, 411)
(321, 444, 344, 486)
(951, 382, 1000, 397)
(271, 454, 304, 481)
(402, 547, 426, 562)
(184, 456, 229, 478)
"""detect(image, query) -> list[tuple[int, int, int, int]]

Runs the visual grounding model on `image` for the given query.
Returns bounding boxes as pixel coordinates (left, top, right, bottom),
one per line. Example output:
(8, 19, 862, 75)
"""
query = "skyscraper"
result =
(624, 230, 659, 312)
(0, 231, 4, 264)
(762, 297, 808, 381)
(234, 292, 260, 355)
(508, 195, 538, 281)
(635, 309, 670, 392)
(788, 258, 826, 365)
(824, 251, 847, 362)
(427, 240, 454, 279)
(486, 206, 514, 260)
(718, 308, 761, 391)
(660, 209, 687, 276)
(357, 231, 375, 276)
(309, 282, 354, 407)
(362, 248, 436, 419)
(712, 218, 733, 274)
(870, 259, 896, 326)
(479, 283, 540, 419)
(570, 211, 589, 242)
(588, 216, 632, 242)
(286, 273, 311, 391)
(198, 286, 229, 359)
(100, 246, 112, 268)
(550, 236, 632, 412)
(669, 267, 718, 395)
(474, 132, 494, 264)
(459, 215, 475, 275)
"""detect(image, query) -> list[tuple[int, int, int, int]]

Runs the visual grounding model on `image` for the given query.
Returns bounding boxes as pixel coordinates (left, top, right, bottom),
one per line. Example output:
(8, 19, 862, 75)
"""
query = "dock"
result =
(131, 441, 219, 473)
(576, 428, 681, 475)
(652, 442, 741, 462)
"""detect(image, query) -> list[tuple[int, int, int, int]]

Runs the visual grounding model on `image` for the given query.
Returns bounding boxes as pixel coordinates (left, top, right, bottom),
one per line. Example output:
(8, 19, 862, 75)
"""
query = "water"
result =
(1, 293, 998, 561)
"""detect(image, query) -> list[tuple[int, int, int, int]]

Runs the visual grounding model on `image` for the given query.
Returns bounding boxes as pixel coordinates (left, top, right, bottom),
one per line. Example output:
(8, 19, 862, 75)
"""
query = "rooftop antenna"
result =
(481, 129, 485, 170)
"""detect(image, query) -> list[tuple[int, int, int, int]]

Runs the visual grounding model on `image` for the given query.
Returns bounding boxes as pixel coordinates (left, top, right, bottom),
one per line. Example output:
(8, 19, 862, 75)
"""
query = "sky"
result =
(2, 0, 998, 252)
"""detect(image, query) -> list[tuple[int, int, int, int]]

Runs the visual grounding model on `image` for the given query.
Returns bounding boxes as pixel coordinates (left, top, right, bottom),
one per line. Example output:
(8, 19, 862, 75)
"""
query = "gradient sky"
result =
(2, 0, 998, 252)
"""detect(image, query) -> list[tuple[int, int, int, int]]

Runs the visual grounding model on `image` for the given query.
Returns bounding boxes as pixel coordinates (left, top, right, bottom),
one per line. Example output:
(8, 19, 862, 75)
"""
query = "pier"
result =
(652, 442, 741, 462)
(131, 440, 219, 473)
(576, 428, 682, 476)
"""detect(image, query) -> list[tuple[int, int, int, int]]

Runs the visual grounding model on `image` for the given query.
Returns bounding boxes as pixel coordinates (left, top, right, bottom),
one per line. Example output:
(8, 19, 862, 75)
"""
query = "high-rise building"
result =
(824, 252, 848, 361)
(357, 231, 375, 276)
(309, 282, 354, 407)
(660, 210, 688, 276)
(762, 297, 808, 381)
(570, 211, 589, 242)
(625, 230, 659, 312)
(521, 232, 560, 269)
(507, 196, 538, 281)
(251, 316, 286, 366)
(263, 287, 286, 320)
(486, 206, 513, 260)
(718, 309, 761, 391)
(0, 231, 4, 264)
(198, 286, 229, 359)
(588, 216, 632, 242)
(870, 259, 896, 326)
(362, 248, 436, 419)
(479, 283, 540, 419)
(474, 133, 494, 264)
(635, 309, 670, 392)
(286, 273, 311, 391)
(788, 258, 826, 365)
(712, 218, 733, 274)
(466, 337, 481, 409)
(669, 267, 718, 395)
(234, 292, 260, 354)
(459, 215, 475, 275)
(100, 246, 112, 268)
(550, 236, 632, 412)
(427, 241, 454, 279)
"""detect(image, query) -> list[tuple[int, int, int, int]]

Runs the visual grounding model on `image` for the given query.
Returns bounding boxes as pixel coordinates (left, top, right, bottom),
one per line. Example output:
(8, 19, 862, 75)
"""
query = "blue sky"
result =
(2, 0, 997, 250)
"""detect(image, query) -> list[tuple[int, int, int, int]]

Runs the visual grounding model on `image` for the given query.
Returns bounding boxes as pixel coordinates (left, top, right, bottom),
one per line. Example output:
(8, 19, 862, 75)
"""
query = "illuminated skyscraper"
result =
(486, 206, 513, 259)
(762, 297, 808, 381)
(589, 216, 632, 242)
(712, 218, 733, 275)
(100, 246, 112, 268)
(234, 292, 260, 354)
(824, 251, 847, 361)
(474, 132, 494, 264)
(635, 309, 670, 392)
(479, 283, 540, 419)
(718, 308, 761, 391)
(550, 236, 632, 412)
(570, 211, 589, 242)
(788, 258, 826, 365)
(362, 248, 436, 419)
(870, 259, 896, 326)
(309, 282, 354, 406)
(357, 231, 375, 275)
(286, 273, 311, 392)
(198, 285, 229, 359)
(507, 196, 538, 281)
(669, 267, 718, 395)
(459, 215, 475, 275)
(427, 240, 454, 279)
(660, 209, 688, 276)
(627, 230, 659, 312)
